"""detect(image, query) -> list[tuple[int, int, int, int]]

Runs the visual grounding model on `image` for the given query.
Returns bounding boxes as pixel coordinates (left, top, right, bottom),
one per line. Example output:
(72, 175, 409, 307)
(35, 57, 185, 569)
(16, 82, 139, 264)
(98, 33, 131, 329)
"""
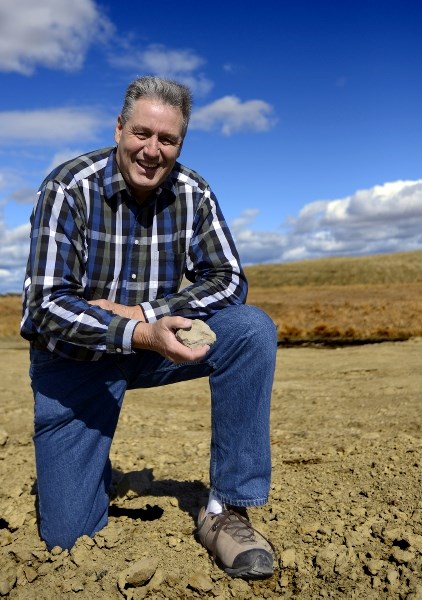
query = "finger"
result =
(171, 344, 210, 363)
(162, 316, 193, 331)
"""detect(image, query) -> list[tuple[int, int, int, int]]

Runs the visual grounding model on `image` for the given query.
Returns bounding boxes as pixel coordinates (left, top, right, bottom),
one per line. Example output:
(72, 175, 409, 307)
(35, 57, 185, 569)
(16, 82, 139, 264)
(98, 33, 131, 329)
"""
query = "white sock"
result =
(205, 491, 224, 515)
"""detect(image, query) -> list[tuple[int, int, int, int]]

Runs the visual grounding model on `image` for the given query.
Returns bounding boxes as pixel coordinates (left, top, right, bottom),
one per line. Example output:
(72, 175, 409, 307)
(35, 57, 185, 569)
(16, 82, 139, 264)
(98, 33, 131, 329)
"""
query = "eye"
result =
(133, 130, 148, 140)
(159, 137, 178, 146)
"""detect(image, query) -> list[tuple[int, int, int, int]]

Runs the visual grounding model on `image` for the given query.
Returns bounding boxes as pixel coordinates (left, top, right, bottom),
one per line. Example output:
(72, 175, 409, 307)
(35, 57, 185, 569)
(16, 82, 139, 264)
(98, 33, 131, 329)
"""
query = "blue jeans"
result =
(30, 304, 277, 549)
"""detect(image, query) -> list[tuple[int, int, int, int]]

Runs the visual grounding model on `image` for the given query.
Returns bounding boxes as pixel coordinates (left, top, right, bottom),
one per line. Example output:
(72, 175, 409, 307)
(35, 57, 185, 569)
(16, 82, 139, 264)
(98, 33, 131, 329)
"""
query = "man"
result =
(21, 76, 277, 579)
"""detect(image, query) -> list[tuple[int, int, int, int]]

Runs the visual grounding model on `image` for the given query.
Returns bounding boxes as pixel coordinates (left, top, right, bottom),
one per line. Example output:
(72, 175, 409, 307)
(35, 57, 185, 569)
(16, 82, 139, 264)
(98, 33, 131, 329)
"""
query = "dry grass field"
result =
(4, 250, 421, 345)
(245, 250, 422, 344)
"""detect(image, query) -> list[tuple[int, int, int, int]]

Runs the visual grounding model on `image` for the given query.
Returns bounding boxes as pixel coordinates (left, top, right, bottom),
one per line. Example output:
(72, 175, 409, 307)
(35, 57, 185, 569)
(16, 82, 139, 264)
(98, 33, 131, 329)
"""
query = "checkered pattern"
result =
(21, 147, 247, 360)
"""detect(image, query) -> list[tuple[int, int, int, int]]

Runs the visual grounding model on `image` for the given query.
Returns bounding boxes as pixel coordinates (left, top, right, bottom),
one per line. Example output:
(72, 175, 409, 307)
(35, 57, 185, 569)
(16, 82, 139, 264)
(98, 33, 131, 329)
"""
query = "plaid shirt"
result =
(21, 146, 247, 361)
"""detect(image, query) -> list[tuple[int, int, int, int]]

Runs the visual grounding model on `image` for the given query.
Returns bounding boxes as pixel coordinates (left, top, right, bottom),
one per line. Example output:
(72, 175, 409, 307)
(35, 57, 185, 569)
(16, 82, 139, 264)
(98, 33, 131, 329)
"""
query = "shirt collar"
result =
(103, 147, 179, 203)
(103, 147, 130, 200)
(159, 162, 181, 200)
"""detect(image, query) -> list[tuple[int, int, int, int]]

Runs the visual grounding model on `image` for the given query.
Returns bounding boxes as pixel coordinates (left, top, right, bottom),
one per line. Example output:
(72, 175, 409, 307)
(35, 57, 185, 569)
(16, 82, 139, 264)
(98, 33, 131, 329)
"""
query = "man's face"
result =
(115, 97, 184, 202)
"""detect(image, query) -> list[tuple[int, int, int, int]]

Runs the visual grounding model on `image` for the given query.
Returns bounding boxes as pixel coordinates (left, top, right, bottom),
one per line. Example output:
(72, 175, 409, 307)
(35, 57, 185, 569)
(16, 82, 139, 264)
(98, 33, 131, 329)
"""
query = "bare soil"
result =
(0, 338, 421, 599)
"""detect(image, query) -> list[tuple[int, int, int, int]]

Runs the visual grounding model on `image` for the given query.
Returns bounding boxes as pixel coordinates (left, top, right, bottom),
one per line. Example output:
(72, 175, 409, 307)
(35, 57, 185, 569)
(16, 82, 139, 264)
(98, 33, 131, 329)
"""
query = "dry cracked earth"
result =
(0, 338, 421, 599)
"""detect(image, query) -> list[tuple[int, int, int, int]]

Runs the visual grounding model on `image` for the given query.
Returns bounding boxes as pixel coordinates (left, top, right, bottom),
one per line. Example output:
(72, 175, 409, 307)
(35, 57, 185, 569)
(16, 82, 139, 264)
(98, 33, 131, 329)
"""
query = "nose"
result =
(144, 136, 159, 157)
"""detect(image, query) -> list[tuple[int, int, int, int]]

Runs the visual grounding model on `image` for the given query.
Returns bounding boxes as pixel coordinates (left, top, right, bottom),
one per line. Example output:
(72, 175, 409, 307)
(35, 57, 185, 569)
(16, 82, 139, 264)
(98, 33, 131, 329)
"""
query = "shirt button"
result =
(134, 240, 139, 245)
(116, 348, 122, 353)
(131, 274, 136, 279)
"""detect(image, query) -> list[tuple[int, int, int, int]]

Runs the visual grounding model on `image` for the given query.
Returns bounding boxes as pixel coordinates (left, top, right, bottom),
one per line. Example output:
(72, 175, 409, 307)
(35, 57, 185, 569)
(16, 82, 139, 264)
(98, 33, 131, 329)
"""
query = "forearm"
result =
(88, 301, 211, 363)
(141, 263, 248, 322)
(23, 286, 136, 353)
(88, 299, 146, 322)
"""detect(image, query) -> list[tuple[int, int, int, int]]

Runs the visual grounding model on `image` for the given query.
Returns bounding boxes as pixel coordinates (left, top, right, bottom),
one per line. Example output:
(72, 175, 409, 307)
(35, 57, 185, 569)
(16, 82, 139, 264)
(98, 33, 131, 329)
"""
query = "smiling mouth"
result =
(137, 160, 159, 171)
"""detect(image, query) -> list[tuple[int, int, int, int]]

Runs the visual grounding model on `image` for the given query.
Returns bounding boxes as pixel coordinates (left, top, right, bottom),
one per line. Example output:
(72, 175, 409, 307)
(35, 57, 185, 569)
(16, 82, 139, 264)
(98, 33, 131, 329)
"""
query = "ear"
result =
(114, 115, 124, 144)
(177, 140, 183, 159)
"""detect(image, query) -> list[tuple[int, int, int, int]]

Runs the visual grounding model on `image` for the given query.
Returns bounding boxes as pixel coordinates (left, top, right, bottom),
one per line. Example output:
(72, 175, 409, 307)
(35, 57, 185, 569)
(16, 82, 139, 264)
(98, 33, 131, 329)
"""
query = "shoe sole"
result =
(223, 554, 274, 579)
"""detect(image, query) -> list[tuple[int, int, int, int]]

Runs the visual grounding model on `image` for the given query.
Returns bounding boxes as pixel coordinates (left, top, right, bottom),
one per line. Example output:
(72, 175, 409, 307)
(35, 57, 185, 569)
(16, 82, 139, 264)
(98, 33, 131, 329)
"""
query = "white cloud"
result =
(11, 188, 37, 205)
(295, 180, 422, 233)
(0, 0, 113, 75)
(140, 45, 205, 76)
(0, 108, 112, 145)
(231, 209, 260, 231)
(233, 180, 422, 265)
(109, 44, 213, 97)
(190, 96, 278, 135)
(0, 167, 33, 208)
(0, 218, 30, 294)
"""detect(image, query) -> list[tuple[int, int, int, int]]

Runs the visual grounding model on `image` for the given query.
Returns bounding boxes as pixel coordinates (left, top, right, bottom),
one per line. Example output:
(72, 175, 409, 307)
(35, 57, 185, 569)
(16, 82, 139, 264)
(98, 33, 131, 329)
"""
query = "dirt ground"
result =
(0, 339, 421, 599)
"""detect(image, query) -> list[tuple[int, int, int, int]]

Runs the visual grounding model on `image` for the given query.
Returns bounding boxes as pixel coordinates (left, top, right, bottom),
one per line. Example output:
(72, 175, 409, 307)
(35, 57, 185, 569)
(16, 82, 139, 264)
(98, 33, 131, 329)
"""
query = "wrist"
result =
(132, 321, 151, 349)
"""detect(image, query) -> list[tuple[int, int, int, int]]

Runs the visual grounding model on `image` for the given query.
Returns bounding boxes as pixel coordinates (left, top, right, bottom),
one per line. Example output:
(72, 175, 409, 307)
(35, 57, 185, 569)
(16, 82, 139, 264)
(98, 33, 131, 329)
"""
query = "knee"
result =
(239, 304, 277, 346)
(210, 304, 277, 348)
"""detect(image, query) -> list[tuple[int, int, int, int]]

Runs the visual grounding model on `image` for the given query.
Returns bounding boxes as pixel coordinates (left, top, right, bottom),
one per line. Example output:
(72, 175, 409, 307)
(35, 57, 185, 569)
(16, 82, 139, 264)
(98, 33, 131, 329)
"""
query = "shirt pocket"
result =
(151, 251, 186, 298)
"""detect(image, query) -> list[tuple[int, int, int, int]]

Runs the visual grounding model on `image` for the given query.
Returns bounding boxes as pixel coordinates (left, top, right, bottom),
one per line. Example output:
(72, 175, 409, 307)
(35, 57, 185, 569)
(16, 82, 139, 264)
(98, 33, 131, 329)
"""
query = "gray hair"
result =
(120, 76, 193, 138)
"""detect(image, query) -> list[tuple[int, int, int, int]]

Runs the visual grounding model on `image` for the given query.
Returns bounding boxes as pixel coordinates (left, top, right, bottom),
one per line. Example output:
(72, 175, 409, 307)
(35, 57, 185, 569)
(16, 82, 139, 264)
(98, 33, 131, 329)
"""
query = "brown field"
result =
(4, 250, 422, 344)
(247, 283, 422, 344)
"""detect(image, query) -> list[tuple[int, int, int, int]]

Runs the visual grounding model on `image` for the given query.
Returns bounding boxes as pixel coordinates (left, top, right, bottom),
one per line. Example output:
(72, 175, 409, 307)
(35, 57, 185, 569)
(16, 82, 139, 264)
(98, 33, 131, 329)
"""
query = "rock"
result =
(70, 535, 94, 566)
(70, 545, 92, 567)
(386, 568, 399, 587)
(344, 530, 368, 547)
(145, 567, 164, 592)
(366, 558, 384, 575)
(281, 548, 296, 568)
(0, 530, 13, 547)
(71, 580, 84, 592)
(314, 544, 339, 576)
(23, 565, 38, 583)
(0, 563, 17, 595)
(37, 562, 54, 577)
(0, 429, 8, 446)
(407, 585, 422, 600)
(176, 320, 216, 348)
(2, 508, 25, 530)
(408, 533, 422, 552)
(117, 557, 159, 592)
(187, 570, 213, 593)
(298, 520, 321, 537)
(334, 547, 355, 575)
(391, 547, 414, 565)
(99, 525, 121, 549)
(382, 526, 405, 544)
(228, 577, 250, 594)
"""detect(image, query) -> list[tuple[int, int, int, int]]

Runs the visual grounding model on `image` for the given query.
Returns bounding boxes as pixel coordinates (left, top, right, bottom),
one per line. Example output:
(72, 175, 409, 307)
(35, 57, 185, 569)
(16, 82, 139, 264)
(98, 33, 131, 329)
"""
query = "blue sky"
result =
(1, 0, 421, 294)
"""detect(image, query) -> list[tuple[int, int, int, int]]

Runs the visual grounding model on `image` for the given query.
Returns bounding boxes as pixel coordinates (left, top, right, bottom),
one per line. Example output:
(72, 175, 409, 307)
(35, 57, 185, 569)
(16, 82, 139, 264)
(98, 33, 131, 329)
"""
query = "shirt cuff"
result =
(140, 299, 171, 323)
(106, 315, 139, 354)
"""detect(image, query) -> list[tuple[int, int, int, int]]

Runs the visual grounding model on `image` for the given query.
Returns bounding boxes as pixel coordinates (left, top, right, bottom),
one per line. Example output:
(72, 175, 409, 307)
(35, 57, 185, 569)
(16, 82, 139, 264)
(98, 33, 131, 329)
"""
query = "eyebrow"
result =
(131, 126, 181, 142)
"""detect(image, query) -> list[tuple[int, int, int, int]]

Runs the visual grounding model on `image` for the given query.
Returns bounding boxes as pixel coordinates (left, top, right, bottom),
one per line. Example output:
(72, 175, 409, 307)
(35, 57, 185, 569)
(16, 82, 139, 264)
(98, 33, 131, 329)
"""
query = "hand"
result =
(132, 317, 210, 363)
(88, 299, 145, 321)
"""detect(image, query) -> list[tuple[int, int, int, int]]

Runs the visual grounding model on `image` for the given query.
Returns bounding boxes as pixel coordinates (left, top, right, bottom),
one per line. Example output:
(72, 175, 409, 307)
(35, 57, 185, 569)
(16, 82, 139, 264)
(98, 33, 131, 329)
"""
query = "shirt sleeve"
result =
(140, 187, 248, 322)
(23, 179, 138, 354)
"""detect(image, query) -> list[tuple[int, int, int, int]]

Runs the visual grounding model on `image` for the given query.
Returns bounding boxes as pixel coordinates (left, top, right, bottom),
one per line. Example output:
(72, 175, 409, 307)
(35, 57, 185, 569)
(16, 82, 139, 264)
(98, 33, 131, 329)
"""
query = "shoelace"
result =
(209, 509, 260, 560)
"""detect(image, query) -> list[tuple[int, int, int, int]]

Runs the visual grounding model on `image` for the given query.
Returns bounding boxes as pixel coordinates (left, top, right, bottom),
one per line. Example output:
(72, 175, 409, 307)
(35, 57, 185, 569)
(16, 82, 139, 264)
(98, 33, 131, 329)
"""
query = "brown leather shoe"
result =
(196, 506, 274, 579)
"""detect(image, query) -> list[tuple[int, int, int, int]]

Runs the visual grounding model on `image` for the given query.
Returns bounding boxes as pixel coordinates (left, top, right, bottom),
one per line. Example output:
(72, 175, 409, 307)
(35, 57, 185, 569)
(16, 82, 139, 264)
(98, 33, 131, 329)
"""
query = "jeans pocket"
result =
(30, 348, 64, 376)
